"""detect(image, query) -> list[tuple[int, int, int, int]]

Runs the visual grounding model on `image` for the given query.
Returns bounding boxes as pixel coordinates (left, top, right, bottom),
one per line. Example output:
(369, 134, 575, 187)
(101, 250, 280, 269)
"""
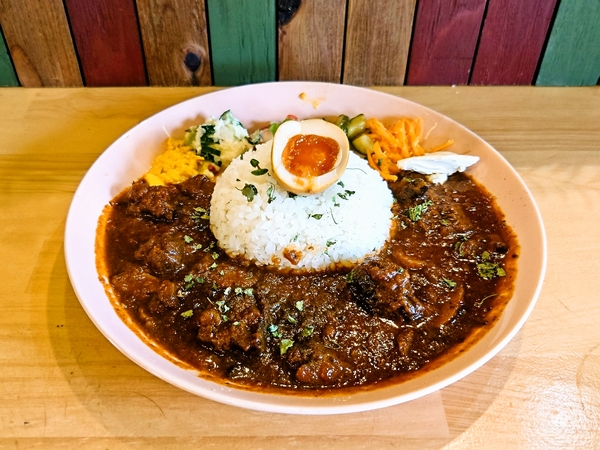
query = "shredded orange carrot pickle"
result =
(365, 117, 454, 181)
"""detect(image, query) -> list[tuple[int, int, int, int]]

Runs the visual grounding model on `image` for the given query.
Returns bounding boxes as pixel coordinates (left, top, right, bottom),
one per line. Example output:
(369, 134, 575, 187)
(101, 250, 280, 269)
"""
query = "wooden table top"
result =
(1, 86, 599, 449)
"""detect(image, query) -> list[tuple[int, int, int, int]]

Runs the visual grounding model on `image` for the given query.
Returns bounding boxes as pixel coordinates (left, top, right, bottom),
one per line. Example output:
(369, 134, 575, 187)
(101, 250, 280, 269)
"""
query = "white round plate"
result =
(64, 82, 546, 415)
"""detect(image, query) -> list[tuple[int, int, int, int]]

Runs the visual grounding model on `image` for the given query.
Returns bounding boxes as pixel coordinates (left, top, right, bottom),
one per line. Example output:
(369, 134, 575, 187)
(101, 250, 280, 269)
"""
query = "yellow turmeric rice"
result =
(143, 138, 212, 186)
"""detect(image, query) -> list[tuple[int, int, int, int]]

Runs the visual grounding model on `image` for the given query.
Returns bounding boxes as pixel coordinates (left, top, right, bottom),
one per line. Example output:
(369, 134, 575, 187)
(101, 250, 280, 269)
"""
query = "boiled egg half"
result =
(271, 119, 350, 195)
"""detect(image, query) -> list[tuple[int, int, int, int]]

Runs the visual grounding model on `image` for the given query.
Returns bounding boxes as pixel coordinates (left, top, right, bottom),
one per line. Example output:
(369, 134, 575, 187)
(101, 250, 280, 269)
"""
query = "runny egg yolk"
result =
(282, 134, 340, 178)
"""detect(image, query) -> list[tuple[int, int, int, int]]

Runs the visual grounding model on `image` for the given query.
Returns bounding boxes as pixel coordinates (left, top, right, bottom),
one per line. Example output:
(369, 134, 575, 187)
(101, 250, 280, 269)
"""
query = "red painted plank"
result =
(64, 0, 147, 86)
(406, 0, 486, 85)
(470, 0, 558, 85)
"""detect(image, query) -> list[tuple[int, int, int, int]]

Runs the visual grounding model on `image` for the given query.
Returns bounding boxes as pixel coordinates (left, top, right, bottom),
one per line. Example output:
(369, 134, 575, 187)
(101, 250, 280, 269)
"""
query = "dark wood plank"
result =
(470, 0, 558, 85)
(536, 0, 600, 86)
(0, 26, 18, 86)
(207, 0, 276, 86)
(0, 0, 82, 86)
(405, 0, 486, 86)
(64, 0, 146, 87)
(136, 0, 212, 86)
(343, 0, 417, 86)
(278, 0, 346, 82)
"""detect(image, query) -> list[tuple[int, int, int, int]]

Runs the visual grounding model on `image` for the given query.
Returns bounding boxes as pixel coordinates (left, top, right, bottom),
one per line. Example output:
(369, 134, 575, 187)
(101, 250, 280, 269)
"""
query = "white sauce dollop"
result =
(396, 151, 480, 184)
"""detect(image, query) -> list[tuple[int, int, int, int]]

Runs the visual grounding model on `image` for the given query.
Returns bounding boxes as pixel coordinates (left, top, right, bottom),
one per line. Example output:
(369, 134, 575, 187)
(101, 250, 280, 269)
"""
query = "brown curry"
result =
(97, 171, 518, 393)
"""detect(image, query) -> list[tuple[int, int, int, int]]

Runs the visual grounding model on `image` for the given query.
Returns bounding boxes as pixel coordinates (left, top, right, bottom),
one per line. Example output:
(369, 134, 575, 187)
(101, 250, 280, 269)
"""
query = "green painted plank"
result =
(207, 0, 276, 86)
(0, 28, 18, 86)
(536, 0, 600, 86)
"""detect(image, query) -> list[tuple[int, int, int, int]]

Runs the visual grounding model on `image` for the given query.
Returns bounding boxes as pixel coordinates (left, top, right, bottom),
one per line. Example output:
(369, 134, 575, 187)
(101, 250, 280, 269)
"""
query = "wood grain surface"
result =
(0, 0, 82, 86)
(470, 0, 558, 85)
(1, 85, 600, 448)
(278, 0, 346, 82)
(0, 25, 17, 86)
(207, 0, 275, 86)
(136, 0, 212, 86)
(406, 0, 486, 86)
(343, 0, 417, 85)
(63, 0, 147, 87)
(536, 0, 600, 86)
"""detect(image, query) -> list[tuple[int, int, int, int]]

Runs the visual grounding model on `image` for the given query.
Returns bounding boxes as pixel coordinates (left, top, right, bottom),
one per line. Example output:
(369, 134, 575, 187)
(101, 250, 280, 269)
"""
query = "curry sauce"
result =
(97, 172, 518, 393)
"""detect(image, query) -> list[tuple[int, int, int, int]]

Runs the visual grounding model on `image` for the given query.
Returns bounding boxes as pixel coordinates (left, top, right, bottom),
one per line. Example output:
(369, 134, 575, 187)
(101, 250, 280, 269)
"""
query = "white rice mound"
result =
(210, 141, 394, 271)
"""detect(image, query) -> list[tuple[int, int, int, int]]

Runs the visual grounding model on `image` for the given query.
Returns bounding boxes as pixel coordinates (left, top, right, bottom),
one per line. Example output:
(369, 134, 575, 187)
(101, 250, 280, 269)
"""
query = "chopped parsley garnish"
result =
(288, 191, 298, 198)
(475, 293, 499, 307)
(337, 190, 355, 200)
(310, 214, 323, 220)
(455, 241, 465, 256)
(209, 262, 217, 269)
(326, 240, 336, 247)
(181, 310, 194, 319)
(337, 181, 345, 188)
(279, 339, 294, 355)
(268, 324, 282, 338)
(211, 252, 219, 260)
(240, 183, 258, 202)
(184, 273, 204, 290)
(301, 326, 314, 337)
(329, 207, 338, 224)
(442, 277, 457, 288)
(184, 235, 194, 243)
(287, 315, 297, 324)
(215, 300, 230, 313)
(191, 207, 210, 221)
(477, 262, 506, 280)
(250, 158, 268, 176)
(406, 200, 433, 222)
(266, 184, 276, 203)
(345, 271, 355, 283)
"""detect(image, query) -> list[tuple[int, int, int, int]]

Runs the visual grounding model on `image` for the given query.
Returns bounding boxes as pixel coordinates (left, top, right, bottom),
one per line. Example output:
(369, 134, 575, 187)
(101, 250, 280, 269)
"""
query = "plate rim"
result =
(64, 81, 547, 415)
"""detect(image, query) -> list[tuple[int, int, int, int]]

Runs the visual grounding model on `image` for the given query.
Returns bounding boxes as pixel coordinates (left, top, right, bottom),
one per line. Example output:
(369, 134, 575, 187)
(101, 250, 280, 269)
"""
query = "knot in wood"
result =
(184, 52, 201, 73)
(277, 0, 301, 26)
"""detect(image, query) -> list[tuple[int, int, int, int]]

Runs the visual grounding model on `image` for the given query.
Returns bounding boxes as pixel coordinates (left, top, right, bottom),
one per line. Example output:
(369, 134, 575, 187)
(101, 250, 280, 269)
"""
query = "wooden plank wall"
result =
(470, 0, 558, 85)
(278, 0, 346, 83)
(137, 0, 212, 86)
(536, 0, 600, 86)
(207, 0, 276, 86)
(406, 0, 487, 85)
(64, 0, 147, 86)
(0, 0, 598, 87)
